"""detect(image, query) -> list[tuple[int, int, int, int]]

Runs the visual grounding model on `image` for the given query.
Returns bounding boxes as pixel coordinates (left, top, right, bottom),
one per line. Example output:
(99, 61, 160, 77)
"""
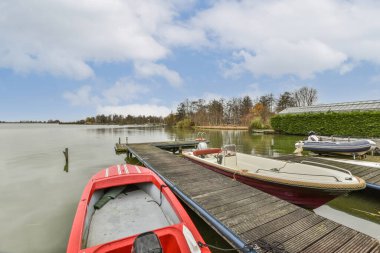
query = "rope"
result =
(271, 161, 289, 172)
(148, 185, 168, 206)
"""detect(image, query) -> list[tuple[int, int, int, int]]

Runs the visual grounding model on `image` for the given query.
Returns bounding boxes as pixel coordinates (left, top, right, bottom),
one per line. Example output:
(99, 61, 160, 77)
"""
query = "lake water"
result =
(0, 124, 379, 253)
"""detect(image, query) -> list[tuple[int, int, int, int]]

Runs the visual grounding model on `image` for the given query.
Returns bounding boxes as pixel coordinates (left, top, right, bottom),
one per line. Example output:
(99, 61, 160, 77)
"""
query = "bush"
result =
(175, 118, 194, 128)
(270, 111, 380, 137)
(249, 118, 271, 130)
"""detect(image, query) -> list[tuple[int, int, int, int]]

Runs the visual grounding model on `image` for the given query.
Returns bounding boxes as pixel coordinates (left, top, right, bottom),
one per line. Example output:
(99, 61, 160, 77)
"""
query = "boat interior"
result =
(82, 182, 180, 249)
(194, 145, 359, 184)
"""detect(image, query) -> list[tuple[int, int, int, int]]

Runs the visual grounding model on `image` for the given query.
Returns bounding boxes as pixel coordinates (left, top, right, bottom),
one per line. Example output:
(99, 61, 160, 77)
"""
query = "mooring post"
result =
(119, 137, 121, 144)
(63, 148, 69, 163)
(63, 148, 69, 172)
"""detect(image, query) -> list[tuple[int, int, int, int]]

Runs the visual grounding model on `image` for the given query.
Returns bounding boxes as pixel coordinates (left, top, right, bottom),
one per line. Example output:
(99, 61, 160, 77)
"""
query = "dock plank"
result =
(209, 192, 268, 215)
(302, 225, 358, 253)
(262, 214, 325, 244)
(240, 208, 312, 243)
(215, 197, 280, 221)
(229, 203, 299, 234)
(282, 219, 339, 252)
(334, 233, 380, 253)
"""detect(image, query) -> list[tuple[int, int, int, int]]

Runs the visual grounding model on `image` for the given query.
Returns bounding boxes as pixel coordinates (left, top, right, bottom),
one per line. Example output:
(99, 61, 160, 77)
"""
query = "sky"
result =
(1, 0, 380, 121)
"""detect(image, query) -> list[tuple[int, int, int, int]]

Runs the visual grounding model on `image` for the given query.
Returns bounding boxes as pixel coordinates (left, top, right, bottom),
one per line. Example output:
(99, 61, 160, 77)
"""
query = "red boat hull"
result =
(67, 164, 211, 253)
(187, 158, 346, 209)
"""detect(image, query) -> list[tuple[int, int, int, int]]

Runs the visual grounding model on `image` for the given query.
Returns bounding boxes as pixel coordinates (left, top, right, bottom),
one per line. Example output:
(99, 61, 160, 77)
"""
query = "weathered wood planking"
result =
(115, 140, 204, 153)
(126, 143, 380, 253)
(275, 155, 380, 185)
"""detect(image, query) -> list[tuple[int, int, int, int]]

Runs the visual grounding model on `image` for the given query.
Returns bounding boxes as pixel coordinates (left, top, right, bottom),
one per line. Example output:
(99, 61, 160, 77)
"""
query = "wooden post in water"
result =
(119, 137, 121, 144)
(63, 148, 69, 172)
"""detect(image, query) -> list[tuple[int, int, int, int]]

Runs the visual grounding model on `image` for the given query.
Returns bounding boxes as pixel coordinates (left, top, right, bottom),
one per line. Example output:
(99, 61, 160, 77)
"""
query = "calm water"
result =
(0, 124, 379, 253)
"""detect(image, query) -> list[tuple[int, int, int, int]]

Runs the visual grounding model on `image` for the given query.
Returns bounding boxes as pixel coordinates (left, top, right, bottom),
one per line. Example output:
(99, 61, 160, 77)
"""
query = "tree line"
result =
(165, 86, 317, 127)
(73, 114, 164, 125)
(4, 86, 316, 126)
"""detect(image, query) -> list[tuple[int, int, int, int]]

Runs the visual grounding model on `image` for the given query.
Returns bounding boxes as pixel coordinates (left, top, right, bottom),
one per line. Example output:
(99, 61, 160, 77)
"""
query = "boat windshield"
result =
(222, 144, 237, 156)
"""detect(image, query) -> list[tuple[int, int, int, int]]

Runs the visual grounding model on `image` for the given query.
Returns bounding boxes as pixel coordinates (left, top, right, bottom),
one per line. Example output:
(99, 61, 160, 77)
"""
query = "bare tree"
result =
(293, 86, 318, 106)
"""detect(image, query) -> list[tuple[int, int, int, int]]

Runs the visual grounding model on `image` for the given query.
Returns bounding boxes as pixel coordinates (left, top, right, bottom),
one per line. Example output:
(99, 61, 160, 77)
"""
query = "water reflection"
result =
(1, 124, 379, 253)
(202, 130, 303, 157)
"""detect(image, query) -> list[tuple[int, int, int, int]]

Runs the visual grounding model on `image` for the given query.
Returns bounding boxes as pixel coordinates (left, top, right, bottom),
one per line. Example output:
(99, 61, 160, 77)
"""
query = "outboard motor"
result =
(197, 141, 208, 150)
(131, 232, 163, 253)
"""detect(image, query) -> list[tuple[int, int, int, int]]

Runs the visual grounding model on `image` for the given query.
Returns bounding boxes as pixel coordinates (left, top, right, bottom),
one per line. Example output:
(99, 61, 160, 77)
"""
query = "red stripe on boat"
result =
(193, 148, 222, 156)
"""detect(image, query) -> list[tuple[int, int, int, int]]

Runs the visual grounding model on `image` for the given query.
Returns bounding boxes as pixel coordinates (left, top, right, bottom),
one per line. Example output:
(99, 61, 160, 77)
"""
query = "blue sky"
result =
(1, 0, 380, 121)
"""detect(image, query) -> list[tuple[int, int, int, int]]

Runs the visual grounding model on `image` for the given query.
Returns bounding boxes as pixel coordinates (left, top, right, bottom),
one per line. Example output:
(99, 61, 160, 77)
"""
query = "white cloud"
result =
(234, 41, 346, 78)
(103, 79, 149, 105)
(97, 104, 171, 117)
(192, 0, 380, 78)
(63, 79, 170, 116)
(201, 92, 223, 102)
(63, 79, 149, 106)
(241, 83, 265, 100)
(0, 0, 191, 79)
(159, 24, 208, 47)
(134, 62, 183, 87)
(339, 62, 356, 75)
(63, 86, 100, 106)
(4, 0, 380, 82)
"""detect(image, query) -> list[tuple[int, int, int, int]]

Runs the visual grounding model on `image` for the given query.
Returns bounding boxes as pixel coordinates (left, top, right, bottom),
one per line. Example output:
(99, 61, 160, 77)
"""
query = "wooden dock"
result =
(275, 155, 380, 189)
(115, 140, 206, 153)
(125, 143, 380, 253)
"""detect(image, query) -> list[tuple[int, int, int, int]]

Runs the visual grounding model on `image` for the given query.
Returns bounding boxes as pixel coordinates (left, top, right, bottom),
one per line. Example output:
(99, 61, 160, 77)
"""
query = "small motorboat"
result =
(195, 132, 207, 142)
(183, 144, 366, 209)
(295, 139, 373, 159)
(67, 164, 210, 253)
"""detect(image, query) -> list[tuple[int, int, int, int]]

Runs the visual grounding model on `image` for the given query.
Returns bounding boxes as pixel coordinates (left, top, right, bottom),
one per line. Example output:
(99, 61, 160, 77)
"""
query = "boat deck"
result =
(275, 155, 380, 189)
(87, 188, 171, 247)
(125, 143, 380, 253)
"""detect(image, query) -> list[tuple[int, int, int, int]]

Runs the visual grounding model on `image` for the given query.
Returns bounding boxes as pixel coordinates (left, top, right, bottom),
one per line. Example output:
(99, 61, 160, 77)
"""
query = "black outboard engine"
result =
(131, 232, 163, 253)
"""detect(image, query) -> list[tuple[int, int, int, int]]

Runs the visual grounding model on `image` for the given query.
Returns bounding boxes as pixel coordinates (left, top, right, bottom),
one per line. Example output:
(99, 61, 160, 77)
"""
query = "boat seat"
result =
(94, 186, 127, 209)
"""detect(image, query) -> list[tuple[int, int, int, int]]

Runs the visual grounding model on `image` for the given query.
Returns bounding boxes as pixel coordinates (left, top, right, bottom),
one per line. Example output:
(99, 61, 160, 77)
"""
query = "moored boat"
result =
(195, 132, 207, 142)
(183, 144, 366, 209)
(296, 139, 373, 159)
(67, 164, 210, 253)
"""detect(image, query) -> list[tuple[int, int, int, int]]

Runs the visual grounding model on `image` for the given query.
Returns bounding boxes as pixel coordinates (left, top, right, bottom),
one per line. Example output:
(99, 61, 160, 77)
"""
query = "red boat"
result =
(183, 144, 366, 209)
(67, 164, 211, 253)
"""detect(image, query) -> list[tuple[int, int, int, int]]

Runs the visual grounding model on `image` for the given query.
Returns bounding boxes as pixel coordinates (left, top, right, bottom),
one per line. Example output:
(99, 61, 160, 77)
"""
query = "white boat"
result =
(183, 144, 366, 208)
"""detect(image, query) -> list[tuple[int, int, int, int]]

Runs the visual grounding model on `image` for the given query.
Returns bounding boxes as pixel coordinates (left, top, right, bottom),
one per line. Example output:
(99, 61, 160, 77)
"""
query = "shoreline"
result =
(194, 125, 248, 130)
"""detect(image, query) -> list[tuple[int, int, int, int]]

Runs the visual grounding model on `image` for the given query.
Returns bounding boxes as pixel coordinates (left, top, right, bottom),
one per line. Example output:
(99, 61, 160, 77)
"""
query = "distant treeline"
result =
(71, 114, 164, 125)
(1, 86, 317, 128)
(0, 120, 61, 124)
(165, 86, 318, 128)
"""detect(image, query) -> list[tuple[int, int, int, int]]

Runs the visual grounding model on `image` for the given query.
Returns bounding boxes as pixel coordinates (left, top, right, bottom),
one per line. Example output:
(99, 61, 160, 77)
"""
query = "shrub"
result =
(249, 118, 271, 130)
(270, 111, 380, 137)
(175, 118, 194, 128)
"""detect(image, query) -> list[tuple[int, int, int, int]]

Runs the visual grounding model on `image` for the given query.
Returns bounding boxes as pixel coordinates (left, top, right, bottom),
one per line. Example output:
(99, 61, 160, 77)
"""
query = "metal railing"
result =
(299, 160, 353, 178)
